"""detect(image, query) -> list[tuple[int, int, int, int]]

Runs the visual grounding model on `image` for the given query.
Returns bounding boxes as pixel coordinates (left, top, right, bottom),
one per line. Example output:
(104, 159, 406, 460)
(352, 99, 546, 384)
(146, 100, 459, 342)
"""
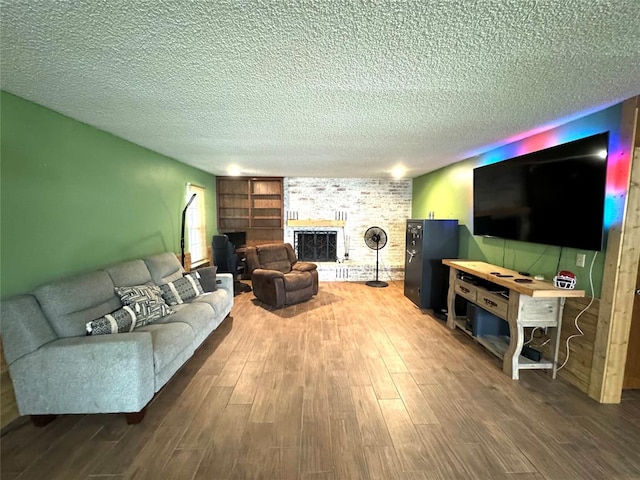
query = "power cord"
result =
(378, 256, 393, 281)
(557, 251, 597, 371)
(524, 326, 551, 348)
(554, 246, 564, 277)
(524, 327, 540, 346)
(523, 246, 550, 274)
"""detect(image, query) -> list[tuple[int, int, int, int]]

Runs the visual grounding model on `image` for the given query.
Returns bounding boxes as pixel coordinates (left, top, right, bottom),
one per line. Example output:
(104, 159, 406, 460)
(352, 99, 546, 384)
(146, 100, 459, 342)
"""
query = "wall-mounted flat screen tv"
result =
(473, 132, 609, 251)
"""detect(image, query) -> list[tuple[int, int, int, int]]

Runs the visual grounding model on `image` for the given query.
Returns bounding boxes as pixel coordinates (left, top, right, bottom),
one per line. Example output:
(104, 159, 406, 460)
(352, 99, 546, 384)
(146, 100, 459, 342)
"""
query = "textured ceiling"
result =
(1, 1, 639, 178)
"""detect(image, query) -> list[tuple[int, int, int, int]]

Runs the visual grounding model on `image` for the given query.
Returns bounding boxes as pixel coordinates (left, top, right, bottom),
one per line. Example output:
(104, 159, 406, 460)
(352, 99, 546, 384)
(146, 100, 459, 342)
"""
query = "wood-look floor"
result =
(2, 281, 640, 480)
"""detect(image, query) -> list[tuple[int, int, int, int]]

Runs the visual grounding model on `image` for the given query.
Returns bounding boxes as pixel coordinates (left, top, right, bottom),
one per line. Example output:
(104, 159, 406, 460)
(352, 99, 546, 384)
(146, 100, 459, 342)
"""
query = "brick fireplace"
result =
(284, 177, 412, 282)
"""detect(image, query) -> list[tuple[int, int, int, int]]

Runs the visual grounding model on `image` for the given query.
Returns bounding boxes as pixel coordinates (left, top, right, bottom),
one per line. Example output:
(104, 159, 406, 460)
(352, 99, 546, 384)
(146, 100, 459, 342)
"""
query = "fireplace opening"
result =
(295, 230, 337, 262)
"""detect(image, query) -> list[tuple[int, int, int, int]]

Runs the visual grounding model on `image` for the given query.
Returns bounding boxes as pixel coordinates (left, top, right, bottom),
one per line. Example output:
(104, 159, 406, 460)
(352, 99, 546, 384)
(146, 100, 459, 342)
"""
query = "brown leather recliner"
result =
(244, 243, 318, 308)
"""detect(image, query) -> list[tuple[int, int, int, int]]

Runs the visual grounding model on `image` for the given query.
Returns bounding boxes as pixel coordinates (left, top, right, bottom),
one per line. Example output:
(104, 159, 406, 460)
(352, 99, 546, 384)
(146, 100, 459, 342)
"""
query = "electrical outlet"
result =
(576, 253, 586, 267)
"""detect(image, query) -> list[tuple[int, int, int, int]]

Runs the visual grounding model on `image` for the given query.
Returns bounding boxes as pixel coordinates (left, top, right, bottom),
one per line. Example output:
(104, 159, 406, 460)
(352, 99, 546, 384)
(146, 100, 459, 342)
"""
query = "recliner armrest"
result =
(292, 262, 317, 272)
(252, 268, 286, 280)
(251, 269, 286, 308)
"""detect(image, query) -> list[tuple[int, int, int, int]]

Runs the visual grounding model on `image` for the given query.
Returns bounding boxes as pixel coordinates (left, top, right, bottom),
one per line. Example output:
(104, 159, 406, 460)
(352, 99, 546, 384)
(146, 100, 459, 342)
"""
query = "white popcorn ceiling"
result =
(1, 1, 639, 178)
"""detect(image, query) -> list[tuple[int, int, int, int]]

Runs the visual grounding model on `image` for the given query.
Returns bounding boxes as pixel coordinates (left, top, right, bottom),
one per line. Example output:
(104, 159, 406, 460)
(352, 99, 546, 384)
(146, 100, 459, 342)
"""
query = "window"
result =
(186, 184, 207, 265)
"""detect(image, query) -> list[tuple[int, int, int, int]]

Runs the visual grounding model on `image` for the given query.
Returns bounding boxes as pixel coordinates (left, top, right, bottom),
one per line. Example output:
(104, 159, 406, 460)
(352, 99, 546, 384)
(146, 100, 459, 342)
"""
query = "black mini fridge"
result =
(404, 219, 459, 313)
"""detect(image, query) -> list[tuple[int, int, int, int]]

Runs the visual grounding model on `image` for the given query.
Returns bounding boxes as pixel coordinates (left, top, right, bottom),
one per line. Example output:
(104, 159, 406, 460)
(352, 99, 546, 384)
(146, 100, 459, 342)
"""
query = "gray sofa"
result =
(0, 252, 233, 424)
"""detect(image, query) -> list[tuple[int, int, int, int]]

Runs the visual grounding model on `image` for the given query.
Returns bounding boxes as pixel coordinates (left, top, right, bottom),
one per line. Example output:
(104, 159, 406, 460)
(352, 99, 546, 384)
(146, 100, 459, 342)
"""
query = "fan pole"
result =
(366, 239, 388, 288)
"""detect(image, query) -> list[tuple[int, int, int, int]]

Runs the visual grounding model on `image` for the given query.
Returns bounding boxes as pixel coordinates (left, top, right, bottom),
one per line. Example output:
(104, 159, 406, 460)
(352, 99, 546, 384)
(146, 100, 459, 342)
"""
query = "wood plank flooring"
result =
(2, 281, 640, 480)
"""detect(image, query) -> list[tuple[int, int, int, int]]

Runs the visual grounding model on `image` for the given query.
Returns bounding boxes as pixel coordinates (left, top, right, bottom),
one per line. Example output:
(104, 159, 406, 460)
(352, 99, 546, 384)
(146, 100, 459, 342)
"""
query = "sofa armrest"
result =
(216, 273, 234, 299)
(292, 262, 317, 272)
(9, 332, 155, 415)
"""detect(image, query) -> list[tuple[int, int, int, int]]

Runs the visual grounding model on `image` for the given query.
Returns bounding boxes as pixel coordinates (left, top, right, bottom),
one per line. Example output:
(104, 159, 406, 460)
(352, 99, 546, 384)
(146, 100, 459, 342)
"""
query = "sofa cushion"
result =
(86, 306, 137, 335)
(144, 252, 184, 285)
(115, 285, 173, 327)
(105, 259, 153, 287)
(158, 302, 217, 346)
(159, 273, 204, 305)
(188, 288, 231, 318)
(134, 321, 194, 373)
(34, 271, 122, 338)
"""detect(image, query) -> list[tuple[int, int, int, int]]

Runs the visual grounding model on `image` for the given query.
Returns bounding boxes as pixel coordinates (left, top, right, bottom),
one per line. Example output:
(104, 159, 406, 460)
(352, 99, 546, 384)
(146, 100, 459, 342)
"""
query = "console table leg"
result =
(446, 267, 457, 329)
(504, 325, 524, 380)
(551, 297, 566, 379)
(504, 293, 523, 380)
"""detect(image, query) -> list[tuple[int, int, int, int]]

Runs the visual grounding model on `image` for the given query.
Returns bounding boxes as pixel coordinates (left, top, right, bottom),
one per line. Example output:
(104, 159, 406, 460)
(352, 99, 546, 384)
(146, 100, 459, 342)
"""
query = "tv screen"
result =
(473, 132, 609, 251)
(224, 231, 247, 248)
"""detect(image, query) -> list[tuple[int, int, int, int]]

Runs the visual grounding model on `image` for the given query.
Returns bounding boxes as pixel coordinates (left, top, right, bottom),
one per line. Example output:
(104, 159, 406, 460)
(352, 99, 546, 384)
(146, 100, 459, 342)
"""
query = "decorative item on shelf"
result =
(553, 270, 577, 289)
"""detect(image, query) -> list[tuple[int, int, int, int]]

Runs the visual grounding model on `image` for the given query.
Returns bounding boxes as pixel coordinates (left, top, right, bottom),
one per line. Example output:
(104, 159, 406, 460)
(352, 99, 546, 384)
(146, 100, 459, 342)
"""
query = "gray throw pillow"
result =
(195, 266, 217, 292)
(86, 306, 137, 335)
(159, 272, 205, 305)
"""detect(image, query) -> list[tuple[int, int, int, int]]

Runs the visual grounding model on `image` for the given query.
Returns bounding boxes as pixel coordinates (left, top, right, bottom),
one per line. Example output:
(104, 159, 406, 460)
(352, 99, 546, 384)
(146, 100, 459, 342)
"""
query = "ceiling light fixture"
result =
(391, 166, 406, 178)
(227, 165, 242, 176)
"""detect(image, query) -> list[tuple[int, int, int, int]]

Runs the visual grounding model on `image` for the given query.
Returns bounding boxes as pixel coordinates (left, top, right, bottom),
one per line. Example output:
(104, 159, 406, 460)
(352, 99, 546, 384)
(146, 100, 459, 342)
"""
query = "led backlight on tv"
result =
(473, 132, 609, 251)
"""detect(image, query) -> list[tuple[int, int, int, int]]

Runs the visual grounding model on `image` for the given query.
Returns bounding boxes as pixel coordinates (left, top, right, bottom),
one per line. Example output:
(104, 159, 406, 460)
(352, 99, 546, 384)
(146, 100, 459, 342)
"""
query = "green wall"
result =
(412, 104, 626, 297)
(0, 92, 217, 298)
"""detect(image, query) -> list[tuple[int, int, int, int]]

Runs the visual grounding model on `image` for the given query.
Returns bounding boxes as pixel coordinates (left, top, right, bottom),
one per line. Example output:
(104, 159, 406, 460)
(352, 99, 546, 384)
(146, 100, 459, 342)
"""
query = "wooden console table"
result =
(442, 260, 585, 379)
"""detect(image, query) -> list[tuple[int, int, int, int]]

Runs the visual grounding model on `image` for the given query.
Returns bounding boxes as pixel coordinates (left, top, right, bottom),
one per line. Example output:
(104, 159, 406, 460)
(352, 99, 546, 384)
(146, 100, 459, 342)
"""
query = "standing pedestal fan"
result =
(364, 226, 388, 288)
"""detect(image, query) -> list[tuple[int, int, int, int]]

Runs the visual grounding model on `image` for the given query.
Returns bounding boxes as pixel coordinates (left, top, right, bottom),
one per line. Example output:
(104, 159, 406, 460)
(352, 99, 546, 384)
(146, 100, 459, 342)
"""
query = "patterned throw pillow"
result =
(115, 285, 173, 327)
(86, 306, 137, 335)
(116, 284, 164, 304)
(159, 272, 205, 305)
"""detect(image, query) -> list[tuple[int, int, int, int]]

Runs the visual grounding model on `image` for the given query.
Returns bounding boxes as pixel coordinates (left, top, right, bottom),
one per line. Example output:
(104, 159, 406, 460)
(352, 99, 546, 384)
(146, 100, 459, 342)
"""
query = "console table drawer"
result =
(518, 296, 560, 327)
(454, 281, 477, 302)
(477, 291, 509, 319)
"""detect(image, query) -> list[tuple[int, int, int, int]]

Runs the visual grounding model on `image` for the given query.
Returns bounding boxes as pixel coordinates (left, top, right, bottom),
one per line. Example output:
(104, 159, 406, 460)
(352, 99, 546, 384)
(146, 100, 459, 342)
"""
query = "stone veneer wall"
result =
(284, 178, 412, 282)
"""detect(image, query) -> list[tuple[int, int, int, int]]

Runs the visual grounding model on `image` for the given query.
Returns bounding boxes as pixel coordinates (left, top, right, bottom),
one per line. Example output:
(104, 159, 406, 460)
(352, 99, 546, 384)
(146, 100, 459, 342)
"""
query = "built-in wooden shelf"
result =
(217, 177, 284, 246)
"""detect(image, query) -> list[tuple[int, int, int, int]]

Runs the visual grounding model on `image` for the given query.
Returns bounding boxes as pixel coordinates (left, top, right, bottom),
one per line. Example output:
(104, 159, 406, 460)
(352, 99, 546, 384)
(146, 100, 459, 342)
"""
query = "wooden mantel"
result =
(287, 219, 346, 228)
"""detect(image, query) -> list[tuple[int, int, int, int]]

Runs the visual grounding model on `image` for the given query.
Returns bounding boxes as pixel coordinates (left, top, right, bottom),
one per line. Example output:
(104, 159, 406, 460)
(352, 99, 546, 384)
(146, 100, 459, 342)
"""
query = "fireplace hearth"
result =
(295, 230, 337, 262)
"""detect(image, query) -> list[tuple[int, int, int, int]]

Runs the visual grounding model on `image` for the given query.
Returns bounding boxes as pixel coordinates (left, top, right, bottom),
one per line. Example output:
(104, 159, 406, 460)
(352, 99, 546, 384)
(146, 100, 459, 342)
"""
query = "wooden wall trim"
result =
(589, 98, 640, 403)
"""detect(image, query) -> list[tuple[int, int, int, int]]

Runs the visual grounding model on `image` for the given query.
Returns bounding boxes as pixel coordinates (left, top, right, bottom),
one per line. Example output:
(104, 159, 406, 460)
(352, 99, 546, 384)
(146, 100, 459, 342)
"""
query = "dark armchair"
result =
(245, 243, 318, 308)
